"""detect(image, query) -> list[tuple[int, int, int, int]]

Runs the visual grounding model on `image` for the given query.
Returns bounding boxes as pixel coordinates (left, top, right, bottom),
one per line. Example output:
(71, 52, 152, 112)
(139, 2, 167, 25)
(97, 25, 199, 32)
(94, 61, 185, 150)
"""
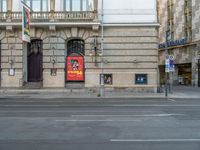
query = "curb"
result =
(0, 89, 199, 99)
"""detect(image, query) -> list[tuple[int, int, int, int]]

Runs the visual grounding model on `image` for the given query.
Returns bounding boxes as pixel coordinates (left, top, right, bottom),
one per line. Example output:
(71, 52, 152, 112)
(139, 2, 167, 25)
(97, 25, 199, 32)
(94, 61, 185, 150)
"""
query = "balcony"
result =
(0, 11, 99, 26)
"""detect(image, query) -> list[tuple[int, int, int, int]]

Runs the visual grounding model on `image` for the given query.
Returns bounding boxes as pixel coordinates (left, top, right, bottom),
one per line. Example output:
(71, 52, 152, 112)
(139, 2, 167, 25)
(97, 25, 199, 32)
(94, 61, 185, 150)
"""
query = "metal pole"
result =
(165, 31, 169, 97)
(198, 59, 200, 87)
(169, 71, 173, 93)
(100, 0, 105, 97)
(165, 70, 168, 97)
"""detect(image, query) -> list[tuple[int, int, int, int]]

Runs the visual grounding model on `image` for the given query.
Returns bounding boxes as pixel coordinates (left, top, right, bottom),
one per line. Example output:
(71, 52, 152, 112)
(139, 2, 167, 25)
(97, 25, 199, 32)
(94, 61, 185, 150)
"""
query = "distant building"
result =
(0, 0, 159, 92)
(158, 0, 200, 86)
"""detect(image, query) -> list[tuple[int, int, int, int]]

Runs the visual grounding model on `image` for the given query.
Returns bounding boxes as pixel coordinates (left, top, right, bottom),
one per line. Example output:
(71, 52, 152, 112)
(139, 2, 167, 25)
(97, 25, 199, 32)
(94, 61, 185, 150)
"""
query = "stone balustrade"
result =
(0, 11, 97, 22)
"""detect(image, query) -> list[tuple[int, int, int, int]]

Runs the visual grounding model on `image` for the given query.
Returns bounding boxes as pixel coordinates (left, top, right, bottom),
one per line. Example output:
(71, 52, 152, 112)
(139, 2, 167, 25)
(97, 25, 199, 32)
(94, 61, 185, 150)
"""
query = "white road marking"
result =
(0, 105, 61, 107)
(71, 114, 184, 117)
(2, 104, 200, 107)
(0, 110, 158, 113)
(168, 98, 176, 102)
(0, 101, 115, 103)
(110, 139, 200, 142)
(0, 110, 184, 117)
(113, 104, 200, 107)
(55, 120, 141, 122)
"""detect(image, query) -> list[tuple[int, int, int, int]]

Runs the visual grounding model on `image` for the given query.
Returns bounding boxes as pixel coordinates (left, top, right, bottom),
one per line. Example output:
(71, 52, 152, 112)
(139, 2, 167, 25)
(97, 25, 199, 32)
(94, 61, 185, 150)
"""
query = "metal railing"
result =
(0, 11, 97, 22)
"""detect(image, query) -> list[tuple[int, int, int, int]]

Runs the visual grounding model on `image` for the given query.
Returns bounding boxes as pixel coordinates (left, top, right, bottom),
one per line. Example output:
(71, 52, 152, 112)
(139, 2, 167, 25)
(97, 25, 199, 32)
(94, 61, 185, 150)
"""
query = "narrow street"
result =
(0, 98, 200, 150)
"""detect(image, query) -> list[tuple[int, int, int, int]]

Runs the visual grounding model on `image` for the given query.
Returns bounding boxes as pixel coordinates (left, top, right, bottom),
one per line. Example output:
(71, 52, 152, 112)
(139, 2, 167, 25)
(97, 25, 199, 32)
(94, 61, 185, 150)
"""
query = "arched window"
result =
(0, 0, 7, 12)
(67, 39, 84, 56)
(28, 39, 43, 56)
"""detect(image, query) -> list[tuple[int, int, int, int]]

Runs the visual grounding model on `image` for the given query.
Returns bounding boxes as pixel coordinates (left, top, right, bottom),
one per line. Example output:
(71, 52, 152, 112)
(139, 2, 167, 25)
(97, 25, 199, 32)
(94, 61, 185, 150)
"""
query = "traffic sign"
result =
(169, 55, 174, 60)
(169, 59, 174, 72)
(165, 59, 170, 73)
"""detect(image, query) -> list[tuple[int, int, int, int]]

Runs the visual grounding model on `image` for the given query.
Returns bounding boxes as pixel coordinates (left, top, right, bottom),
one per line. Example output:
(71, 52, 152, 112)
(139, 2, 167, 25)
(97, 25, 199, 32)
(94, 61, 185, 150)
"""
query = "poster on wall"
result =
(100, 74, 113, 85)
(66, 56, 84, 81)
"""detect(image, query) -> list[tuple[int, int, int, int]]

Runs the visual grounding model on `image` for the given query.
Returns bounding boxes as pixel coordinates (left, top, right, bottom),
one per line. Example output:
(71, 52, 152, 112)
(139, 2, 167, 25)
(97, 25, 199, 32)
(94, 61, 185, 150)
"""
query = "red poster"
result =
(66, 56, 84, 81)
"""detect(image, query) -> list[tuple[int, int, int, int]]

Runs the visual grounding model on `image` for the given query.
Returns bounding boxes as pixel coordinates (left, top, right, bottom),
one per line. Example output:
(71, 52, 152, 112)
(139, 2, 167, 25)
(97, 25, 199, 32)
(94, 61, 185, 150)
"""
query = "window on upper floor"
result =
(167, 0, 174, 41)
(25, 0, 48, 12)
(184, 0, 192, 41)
(0, 0, 7, 12)
(63, 0, 93, 11)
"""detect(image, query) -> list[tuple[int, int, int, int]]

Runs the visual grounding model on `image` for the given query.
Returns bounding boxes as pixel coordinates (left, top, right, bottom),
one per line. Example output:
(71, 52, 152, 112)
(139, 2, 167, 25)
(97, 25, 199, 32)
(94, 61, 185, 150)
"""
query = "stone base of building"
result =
(0, 26, 158, 91)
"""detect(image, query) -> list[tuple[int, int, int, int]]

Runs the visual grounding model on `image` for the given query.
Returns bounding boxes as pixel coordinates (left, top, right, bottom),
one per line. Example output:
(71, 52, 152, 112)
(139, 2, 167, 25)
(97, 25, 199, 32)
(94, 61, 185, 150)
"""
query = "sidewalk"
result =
(0, 88, 163, 99)
(169, 86, 200, 99)
(0, 86, 199, 99)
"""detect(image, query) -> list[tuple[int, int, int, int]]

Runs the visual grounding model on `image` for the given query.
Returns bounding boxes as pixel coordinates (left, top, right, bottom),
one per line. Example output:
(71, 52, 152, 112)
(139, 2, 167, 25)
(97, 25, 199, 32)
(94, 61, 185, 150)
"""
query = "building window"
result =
(64, 0, 92, 11)
(135, 74, 148, 85)
(82, 0, 88, 11)
(72, 0, 81, 11)
(167, 0, 174, 40)
(184, 0, 192, 41)
(67, 39, 85, 56)
(0, 0, 7, 12)
(65, 0, 70, 11)
(25, 0, 48, 12)
(32, 0, 41, 11)
(42, 0, 48, 11)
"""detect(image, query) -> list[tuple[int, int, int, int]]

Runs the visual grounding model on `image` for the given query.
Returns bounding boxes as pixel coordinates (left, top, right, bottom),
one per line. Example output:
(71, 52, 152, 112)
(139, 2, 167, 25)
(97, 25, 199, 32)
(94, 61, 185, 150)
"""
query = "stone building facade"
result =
(0, 0, 159, 92)
(158, 0, 200, 86)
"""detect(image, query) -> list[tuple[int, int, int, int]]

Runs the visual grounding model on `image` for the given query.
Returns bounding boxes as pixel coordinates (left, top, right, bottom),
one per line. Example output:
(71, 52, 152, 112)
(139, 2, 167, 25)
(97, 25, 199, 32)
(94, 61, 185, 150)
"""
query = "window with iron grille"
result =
(27, 39, 43, 56)
(67, 39, 85, 56)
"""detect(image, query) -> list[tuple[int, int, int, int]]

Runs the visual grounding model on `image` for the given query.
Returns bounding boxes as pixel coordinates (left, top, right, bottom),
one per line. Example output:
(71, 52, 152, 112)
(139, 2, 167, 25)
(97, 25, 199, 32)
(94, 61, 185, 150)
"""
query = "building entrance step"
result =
(22, 82, 42, 89)
(65, 82, 85, 89)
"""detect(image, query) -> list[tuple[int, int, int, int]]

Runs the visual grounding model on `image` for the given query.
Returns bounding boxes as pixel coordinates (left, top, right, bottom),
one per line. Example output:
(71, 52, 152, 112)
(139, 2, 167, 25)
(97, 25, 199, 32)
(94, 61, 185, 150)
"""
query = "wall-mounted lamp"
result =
(50, 56, 57, 65)
(90, 36, 101, 66)
(50, 44, 57, 66)
(8, 55, 15, 66)
(9, 58, 14, 65)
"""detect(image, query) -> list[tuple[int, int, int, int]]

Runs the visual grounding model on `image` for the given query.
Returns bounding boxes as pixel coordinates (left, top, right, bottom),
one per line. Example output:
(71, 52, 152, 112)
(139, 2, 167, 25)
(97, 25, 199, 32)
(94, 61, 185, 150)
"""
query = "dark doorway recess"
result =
(28, 39, 43, 82)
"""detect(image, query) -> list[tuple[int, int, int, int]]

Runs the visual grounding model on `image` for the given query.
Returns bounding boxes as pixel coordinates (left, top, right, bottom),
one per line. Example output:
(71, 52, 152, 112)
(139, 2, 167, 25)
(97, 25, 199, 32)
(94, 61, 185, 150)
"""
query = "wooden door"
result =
(28, 53, 42, 82)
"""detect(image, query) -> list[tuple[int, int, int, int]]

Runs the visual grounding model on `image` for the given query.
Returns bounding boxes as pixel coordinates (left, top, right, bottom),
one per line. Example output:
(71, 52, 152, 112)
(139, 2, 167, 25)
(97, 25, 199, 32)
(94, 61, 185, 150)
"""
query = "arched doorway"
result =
(27, 39, 43, 82)
(66, 39, 85, 82)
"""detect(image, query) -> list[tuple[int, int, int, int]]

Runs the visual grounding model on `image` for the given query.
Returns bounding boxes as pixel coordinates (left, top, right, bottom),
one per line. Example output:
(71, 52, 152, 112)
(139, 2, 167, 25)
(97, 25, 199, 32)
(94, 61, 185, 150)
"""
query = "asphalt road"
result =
(0, 97, 200, 150)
